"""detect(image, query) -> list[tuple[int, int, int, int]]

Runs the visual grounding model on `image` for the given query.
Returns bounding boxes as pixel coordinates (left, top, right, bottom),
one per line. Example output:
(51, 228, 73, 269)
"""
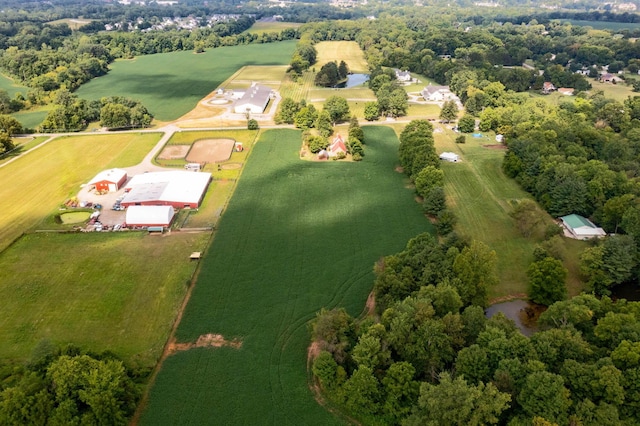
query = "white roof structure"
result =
(234, 84, 272, 114)
(439, 152, 460, 162)
(122, 171, 211, 207)
(126, 205, 175, 226)
(88, 168, 127, 185)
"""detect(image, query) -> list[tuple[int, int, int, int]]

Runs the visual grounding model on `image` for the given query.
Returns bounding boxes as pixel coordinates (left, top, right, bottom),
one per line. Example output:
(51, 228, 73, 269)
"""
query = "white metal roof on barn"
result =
(234, 84, 272, 114)
(122, 171, 211, 206)
(126, 205, 174, 226)
(88, 168, 127, 185)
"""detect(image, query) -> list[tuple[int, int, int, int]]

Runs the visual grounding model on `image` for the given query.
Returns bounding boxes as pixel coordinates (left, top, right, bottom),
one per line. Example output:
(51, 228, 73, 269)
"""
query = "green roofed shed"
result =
(560, 214, 606, 240)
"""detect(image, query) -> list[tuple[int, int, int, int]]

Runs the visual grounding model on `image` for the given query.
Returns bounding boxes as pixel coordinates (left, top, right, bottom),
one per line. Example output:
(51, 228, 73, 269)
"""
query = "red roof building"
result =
(88, 169, 128, 192)
(329, 135, 348, 157)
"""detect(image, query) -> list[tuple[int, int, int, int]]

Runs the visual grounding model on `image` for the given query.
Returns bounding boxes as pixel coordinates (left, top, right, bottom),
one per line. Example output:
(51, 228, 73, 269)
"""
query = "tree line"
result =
(311, 231, 640, 425)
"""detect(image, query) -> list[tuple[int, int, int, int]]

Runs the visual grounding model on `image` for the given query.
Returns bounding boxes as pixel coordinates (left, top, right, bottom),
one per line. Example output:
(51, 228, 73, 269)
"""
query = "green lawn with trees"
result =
(76, 41, 297, 122)
(140, 127, 432, 424)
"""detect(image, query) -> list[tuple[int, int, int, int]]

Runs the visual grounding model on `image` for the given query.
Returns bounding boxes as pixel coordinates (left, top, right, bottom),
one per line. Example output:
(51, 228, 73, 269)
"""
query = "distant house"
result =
(88, 169, 128, 192)
(557, 87, 575, 96)
(439, 152, 460, 162)
(328, 134, 348, 157)
(600, 73, 622, 83)
(395, 69, 412, 82)
(542, 82, 556, 94)
(234, 83, 273, 114)
(560, 214, 606, 240)
(422, 84, 459, 102)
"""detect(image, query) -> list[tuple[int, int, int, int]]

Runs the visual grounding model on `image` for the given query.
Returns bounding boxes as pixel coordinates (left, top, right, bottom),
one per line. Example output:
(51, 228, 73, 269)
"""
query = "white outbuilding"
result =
(125, 205, 175, 227)
(439, 152, 460, 162)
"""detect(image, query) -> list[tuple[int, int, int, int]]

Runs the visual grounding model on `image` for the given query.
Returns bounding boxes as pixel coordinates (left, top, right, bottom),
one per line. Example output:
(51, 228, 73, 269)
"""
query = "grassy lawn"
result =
(75, 41, 297, 122)
(407, 103, 442, 118)
(279, 70, 316, 103)
(308, 87, 375, 101)
(0, 136, 49, 165)
(0, 133, 161, 252)
(141, 127, 432, 425)
(315, 41, 369, 73)
(0, 231, 208, 366)
(433, 126, 586, 298)
(243, 21, 303, 34)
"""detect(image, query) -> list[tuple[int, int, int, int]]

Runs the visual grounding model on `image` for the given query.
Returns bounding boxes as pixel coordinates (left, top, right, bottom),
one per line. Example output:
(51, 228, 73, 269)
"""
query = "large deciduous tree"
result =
(323, 96, 350, 125)
(440, 100, 459, 123)
(528, 257, 568, 306)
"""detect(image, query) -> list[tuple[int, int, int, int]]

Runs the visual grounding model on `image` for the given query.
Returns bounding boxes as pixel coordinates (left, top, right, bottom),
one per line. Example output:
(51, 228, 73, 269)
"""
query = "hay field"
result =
(75, 41, 296, 122)
(0, 231, 208, 365)
(0, 132, 160, 252)
(141, 127, 431, 424)
(314, 41, 369, 73)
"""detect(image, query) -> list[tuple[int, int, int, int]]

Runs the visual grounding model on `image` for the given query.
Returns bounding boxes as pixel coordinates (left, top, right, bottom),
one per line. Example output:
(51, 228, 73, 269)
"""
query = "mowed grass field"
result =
(0, 132, 161, 252)
(75, 41, 297, 122)
(0, 231, 208, 365)
(141, 127, 432, 424)
(315, 41, 369, 73)
(433, 127, 586, 297)
(243, 21, 303, 34)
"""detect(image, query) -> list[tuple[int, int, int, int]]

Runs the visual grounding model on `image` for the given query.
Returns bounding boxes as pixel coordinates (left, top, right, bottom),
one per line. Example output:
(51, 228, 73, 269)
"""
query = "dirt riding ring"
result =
(186, 139, 236, 164)
(158, 145, 191, 160)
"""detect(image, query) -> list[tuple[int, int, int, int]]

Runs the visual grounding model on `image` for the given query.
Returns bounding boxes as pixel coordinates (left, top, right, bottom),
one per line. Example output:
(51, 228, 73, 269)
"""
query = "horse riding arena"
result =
(158, 139, 236, 163)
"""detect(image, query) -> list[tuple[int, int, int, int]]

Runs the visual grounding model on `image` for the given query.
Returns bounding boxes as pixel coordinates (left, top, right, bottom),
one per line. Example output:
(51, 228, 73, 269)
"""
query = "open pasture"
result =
(224, 65, 288, 86)
(0, 231, 208, 365)
(141, 127, 432, 424)
(12, 108, 50, 130)
(47, 18, 94, 30)
(0, 132, 160, 252)
(314, 41, 369, 73)
(75, 41, 296, 122)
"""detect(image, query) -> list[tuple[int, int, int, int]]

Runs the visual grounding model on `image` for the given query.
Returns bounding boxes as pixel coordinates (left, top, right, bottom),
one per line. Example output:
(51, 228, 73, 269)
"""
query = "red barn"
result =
(88, 169, 128, 192)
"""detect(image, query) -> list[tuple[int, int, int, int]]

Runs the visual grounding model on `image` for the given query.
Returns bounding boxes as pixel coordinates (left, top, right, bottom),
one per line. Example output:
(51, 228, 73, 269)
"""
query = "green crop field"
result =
(0, 132, 161, 252)
(433, 127, 585, 298)
(0, 231, 208, 365)
(140, 127, 432, 424)
(315, 41, 369, 73)
(75, 41, 297, 122)
(12, 108, 50, 130)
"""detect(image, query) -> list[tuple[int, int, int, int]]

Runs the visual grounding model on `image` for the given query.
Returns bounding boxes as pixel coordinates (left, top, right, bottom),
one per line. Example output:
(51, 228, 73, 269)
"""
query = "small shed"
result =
(439, 152, 460, 162)
(88, 169, 128, 192)
(125, 205, 175, 227)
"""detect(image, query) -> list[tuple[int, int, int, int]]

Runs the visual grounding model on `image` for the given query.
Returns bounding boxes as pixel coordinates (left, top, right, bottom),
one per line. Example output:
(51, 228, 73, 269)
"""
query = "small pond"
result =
(611, 281, 640, 301)
(334, 73, 370, 88)
(485, 299, 540, 337)
(59, 211, 91, 224)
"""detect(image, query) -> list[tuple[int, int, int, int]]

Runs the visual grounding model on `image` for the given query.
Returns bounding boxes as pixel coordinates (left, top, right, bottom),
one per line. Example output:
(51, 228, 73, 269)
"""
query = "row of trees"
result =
(311, 228, 640, 425)
(39, 91, 153, 132)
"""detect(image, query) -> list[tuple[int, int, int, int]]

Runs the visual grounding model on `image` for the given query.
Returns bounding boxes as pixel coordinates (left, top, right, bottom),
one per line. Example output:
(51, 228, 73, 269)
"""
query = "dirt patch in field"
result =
(489, 293, 528, 304)
(186, 138, 235, 163)
(167, 333, 242, 355)
(221, 162, 242, 170)
(365, 291, 376, 316)
(158, 145, 190, 160)
(483, 144, 507, 150)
